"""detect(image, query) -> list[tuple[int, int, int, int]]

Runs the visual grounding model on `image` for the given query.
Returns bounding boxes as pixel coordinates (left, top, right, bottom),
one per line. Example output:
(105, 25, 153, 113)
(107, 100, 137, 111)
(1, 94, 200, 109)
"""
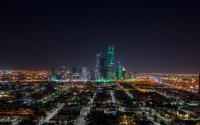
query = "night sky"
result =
(1, 1, 200, 73)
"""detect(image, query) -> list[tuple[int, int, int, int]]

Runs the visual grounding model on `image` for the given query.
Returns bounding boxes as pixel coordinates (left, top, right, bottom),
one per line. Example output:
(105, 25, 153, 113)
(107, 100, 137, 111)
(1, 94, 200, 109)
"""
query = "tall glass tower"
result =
(95, 52, 101, 79)
(108, 45, 114, 65)
(61, 66, 66, 80)
(100, 56, 107, 79)
(117, 62, 122, 79)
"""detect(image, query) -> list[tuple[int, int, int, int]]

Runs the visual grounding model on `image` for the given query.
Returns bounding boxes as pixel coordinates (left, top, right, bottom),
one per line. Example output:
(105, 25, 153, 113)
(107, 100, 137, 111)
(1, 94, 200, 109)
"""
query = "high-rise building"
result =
(108, 45, 114, 65)
(117, 62, 122, 79)
(82, 65, 89, 81)
(90, 71, 95, 80)
(78, 69, 82, 78)
(50, 66, 57, 81)
(132, 70, 137, 78)
(100, 56, 107, 79)
(107, 64, 116, 81)
(95, 52, 101, 79)
(72, 66, 77, 73)
(61, 66, 66, 80)
(107, 45, 115, 81)
(122, 66, 126, 79)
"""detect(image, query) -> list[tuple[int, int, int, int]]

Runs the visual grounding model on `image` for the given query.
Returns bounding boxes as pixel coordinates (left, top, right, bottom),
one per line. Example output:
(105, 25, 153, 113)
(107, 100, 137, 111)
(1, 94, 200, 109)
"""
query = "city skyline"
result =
(1, 1, 200, 73)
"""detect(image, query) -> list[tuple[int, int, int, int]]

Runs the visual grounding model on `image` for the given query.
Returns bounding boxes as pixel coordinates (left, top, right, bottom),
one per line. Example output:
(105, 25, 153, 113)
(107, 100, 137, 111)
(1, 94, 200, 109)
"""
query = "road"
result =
(125, 90, 133, 98)
(74, 91, 96, 125)
(140, 107, 160, 125)
(40, 103, 65, 124)
(74, 107, 91, 125)
(121, 85, 160, 125)
(90, 92, 96, 104)
(109, 90, 116, 103)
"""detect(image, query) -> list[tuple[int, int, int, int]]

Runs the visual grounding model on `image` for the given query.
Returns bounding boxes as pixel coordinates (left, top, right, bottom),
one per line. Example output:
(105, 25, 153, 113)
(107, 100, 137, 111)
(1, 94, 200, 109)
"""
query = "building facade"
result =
(95, 52, 101, 79)
(100, 56, 107, 79)
(108, 45, 114, 65)
(82, 65, 89, 81)
(117, 62, 122, 79)
(61, 66, 66, 80)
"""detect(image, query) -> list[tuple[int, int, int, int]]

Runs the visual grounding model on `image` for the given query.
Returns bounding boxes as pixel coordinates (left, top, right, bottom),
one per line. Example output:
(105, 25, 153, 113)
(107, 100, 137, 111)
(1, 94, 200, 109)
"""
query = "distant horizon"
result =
(0, 69, 199, 75)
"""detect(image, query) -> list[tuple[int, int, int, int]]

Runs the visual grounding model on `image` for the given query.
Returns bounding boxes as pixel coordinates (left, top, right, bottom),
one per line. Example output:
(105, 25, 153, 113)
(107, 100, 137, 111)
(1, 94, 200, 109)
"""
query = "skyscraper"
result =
(72, 66, 77, 73)
(95, 52, 101, 79)
(108, 45, 114, 65)
(117, 62, 122, 79)
(61, 66, 66, 80)
(107, 45, 115, 81)
(50, 66, 57, 81)
(82, 65, 89, 81)
(90, 71, 95, 80)
(122, 66, 126, 79)
(100, 56, 107, 79)
(107, 64, 116, 81)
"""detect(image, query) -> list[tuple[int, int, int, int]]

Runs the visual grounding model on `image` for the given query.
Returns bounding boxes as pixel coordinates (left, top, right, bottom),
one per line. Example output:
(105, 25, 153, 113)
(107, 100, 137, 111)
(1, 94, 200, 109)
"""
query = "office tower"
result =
(117, 62, 122, 79)
(61, 66, 66, 80)
(66, 70, 70, 75)
(128, 72, 132, 78)
(107, 45, 115, 81)
(78, 70, 82, 78)
(52, 66, 55, 75)
(132, 70, 137, 78)
(73, 72, 80, 80)
(95, 52, 101, 79)
(100, 56, 107, 79)
(51, 66, 57, 81)
(90, 71, 95, 80)
(107, 64, 116, 81)
(82, 65, 89, 81)
(72, 66, 77, 73)
(108, 45, 114, 65)
(122, 66, 126, 78)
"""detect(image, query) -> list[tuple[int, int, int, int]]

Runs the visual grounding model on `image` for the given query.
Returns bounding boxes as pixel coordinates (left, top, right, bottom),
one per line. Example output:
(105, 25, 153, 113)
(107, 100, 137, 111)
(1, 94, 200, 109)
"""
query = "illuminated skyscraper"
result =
(122, 66, 126, 79)
(90, 71, 95, 80)
(108, 45, 114, 64)
(100, 56, 107, 79)
(107, 64, 116, 81)
(61, 66, 66, 80)
(51, 66, 57, 81)
(82, 65, 89, 81)
(117, 62, 122, 79)
(72, 66, 77, 73)
(107, 45, 115, 81)
(95, 52, 101, 79)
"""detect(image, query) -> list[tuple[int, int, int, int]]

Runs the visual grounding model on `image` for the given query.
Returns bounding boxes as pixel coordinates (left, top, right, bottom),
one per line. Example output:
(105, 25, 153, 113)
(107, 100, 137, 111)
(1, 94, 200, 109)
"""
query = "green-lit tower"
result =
(107, 45, 116, 81)
(108, 45, 114, 64)
(117, 62, 122, 79)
